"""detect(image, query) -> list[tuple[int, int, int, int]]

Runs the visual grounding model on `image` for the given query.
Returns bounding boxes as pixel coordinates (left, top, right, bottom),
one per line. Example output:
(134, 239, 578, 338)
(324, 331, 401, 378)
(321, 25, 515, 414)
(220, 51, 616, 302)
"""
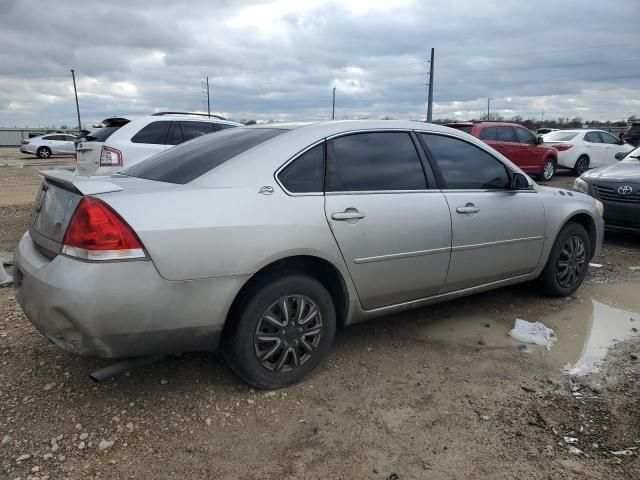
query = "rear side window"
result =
(326, 132, 426, 192)
(85, 126, 122, 142)
(496, 127, 517, 142)
(278, 143, 325, 193)
(479, 127, 497, 140)
(584, 132, 602, 143)
(122, 128, 287, 184)
(515, 128, 536, 145)
(181, 121, 216, 141)
(130, 121, 172, 144)
(421, 134, 510, 190)
(544, 131, 578, 141)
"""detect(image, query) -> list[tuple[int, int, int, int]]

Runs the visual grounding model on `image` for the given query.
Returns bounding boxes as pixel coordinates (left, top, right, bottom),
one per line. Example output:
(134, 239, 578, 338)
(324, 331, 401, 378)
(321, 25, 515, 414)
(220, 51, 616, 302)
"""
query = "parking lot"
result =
(1, 147, 639, 479)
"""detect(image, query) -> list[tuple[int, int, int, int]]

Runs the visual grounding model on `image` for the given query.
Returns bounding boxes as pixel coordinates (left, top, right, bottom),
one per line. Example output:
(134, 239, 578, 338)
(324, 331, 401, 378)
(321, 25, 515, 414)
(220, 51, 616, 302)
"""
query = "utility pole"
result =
(426, 48, 434, 122)
(206, 76, 211, 117)
(541, 109, 544, 123)
(332, 87, 336, 119)
(487, 97, 492, 120)
(70, 69, 82, 134)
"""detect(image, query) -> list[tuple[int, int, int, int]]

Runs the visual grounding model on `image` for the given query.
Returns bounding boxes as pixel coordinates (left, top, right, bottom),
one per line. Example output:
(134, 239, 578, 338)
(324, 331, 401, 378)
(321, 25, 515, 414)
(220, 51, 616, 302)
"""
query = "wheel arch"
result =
(223, 255, 350, 340)
(559, 212, 597, 260)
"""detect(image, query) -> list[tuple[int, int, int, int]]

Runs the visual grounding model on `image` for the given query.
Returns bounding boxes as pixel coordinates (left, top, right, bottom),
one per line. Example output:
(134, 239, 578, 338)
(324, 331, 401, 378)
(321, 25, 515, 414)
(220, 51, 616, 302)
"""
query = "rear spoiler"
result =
(39, 169, 123, 195)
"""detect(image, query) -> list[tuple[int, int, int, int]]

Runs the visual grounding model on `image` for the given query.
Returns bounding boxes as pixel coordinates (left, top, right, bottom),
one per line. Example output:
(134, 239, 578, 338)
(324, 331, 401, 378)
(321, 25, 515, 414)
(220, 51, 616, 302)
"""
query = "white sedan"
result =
(20, 133, 77, 158)
(542, 129, 634, 175)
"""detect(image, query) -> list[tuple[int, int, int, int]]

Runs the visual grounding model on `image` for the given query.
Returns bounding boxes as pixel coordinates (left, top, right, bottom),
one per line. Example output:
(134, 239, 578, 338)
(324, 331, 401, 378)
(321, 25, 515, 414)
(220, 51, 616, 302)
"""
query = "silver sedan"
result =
(15, 120, 604, 388)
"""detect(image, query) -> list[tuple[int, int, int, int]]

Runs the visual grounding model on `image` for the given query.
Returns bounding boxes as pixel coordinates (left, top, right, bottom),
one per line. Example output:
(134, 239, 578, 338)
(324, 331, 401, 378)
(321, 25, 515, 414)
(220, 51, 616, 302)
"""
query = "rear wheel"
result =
(223, 274, 336, 389)
(573, 155, 589, 176)
(539, 158, 556, 181)
(537, 222, 591, 297)
(36, 147, 51, 159)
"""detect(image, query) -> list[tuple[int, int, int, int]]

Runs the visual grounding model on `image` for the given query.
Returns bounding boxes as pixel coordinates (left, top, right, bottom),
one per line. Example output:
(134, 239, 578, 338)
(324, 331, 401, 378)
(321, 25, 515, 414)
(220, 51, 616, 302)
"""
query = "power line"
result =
(415, 73, 640, 88)
(439, 41, 640, 60)
(435, 58, 640, 75)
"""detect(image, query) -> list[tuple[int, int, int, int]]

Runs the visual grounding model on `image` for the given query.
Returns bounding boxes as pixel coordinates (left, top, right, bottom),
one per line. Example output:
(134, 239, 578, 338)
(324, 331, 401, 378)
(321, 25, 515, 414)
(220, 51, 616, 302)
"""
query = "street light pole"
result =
(487, 97, 493, 120)
(70, 69, 82, 134)
(332, 87, 336, 120)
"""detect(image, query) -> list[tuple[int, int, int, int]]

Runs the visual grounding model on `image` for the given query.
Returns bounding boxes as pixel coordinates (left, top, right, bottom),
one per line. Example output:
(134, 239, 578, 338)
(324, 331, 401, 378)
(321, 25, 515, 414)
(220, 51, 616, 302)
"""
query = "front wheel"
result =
(537, 222, 591, 297)
(539, 158, 556, 181)
(223, 274, 336, 389)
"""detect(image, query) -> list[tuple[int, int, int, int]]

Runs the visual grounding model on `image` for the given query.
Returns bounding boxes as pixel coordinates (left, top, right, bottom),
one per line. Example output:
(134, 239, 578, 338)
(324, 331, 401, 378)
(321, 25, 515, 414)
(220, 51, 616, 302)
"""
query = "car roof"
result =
(244, 119, 458, 134)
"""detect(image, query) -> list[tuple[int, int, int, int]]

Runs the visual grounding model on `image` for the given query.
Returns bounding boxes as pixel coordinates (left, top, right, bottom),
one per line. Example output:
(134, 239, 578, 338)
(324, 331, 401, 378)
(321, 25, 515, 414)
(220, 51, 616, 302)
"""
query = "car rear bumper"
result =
(20, 145, 35, 154)
(14, 232, 247, 359)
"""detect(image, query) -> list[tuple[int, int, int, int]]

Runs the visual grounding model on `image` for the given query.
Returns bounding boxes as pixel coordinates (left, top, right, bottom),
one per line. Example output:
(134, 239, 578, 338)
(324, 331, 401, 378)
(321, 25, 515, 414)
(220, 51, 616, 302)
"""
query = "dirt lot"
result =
(1, 149, 639, 479)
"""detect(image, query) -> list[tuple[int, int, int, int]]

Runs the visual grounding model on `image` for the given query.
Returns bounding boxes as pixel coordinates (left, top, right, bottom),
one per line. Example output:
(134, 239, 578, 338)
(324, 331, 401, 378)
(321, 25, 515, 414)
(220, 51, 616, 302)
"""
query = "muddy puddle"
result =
(405, 282, 640, 376)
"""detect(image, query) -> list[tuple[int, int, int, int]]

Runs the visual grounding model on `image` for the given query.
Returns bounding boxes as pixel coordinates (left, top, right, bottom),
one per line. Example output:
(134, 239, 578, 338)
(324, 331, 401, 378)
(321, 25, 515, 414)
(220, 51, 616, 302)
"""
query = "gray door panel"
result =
(325, 192, 452, 309)
(442, 191, 545, 291)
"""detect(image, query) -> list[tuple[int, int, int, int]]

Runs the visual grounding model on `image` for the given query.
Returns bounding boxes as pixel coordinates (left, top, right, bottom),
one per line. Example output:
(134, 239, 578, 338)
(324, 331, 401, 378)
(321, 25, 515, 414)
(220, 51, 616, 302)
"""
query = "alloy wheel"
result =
(543, 160, 554, 180)
(254, 295, 323, 373)
(556, 235, 586, 289)
(575, 157, 588, 175)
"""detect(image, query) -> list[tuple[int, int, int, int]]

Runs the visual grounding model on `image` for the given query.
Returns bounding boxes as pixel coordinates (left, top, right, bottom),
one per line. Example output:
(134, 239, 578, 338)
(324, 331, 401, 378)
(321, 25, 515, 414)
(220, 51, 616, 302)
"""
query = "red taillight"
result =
(62, 197, 146, 261)
(21, 140, 29, 145)
(554, 144, 573, 151)
(100, 145, 123, 166)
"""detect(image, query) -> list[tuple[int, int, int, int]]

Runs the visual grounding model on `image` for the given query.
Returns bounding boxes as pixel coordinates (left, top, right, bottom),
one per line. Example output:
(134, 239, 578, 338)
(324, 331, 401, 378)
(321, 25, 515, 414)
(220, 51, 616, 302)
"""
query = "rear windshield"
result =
(122, 128, 287, 184)
(627, 125, 640, 134)
(447, 125, 473, 134)
(544, 131, 578, 141)
(85, 126, 122, 142)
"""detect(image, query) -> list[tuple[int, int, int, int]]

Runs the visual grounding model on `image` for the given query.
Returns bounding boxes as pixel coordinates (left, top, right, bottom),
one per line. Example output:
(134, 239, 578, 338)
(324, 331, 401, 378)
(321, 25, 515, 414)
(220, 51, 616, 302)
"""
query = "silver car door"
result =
(419, 133, 545, 292)
(324, 131, 451, 310)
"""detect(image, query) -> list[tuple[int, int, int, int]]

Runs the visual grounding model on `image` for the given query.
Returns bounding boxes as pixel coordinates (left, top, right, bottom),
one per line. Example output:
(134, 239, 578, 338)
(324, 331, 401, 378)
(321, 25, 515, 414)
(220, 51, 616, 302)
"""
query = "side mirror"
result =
(511, 172, 530, 190)
(536, 136, 544, 144)
(617, 139, 626, 145)
(615, 151, 627, 160)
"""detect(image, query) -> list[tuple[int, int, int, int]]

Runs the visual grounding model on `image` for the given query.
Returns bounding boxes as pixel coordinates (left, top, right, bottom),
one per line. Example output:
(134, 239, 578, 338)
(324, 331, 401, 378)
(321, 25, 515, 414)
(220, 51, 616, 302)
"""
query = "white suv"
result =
(75, 112, 242, 176)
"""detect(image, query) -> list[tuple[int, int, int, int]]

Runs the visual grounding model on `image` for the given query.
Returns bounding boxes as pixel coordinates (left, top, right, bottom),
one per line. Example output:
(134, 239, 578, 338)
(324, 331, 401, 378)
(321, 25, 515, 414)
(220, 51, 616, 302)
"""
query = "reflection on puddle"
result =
(546, 283, 640, 375)
(407, 283, 640, 376)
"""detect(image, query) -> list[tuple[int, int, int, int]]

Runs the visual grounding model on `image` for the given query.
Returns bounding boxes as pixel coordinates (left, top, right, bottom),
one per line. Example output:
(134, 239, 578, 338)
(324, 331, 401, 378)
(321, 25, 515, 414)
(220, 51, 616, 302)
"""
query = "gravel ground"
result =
(1, 150, 639, 479)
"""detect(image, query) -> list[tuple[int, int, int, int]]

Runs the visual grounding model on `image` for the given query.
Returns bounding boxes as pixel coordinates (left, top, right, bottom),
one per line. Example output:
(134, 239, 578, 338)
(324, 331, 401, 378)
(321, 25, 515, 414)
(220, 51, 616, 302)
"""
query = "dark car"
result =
(622, 123, 640, 147)
(574, 146, 640, 231)
(445, 122, 558, 181)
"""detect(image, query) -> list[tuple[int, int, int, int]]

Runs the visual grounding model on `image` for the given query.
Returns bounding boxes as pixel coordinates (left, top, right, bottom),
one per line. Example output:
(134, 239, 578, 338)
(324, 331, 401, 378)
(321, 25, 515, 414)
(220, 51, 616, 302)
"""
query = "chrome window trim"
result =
(325, 189, 442, 196)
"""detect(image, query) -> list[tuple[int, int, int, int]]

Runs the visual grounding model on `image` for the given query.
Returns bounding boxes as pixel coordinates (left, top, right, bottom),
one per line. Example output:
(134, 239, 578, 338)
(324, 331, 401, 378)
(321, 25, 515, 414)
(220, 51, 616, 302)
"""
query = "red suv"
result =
(445, 122, 558, 181)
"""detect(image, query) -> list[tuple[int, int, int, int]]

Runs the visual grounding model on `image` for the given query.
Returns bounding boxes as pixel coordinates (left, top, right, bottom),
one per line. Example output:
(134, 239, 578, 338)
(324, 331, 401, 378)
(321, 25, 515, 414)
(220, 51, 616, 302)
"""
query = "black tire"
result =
(537, 222, 591, 297)
(36, 147, 51, 159)
(538, 158, 556, 182)
(223, 274, 336, 389)
(573, 155, 589, 176)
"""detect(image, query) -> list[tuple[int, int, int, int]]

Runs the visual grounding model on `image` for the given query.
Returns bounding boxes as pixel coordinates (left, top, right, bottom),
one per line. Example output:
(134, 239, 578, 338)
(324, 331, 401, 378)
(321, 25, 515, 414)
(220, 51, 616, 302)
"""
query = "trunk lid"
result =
(29, 170, 125, 257)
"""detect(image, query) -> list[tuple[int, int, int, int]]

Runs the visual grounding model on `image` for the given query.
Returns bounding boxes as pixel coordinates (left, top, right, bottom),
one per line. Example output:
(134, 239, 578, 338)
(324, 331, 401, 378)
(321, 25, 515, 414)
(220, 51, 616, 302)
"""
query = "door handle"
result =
(456, 203, 480, 214)
(331, 209, 365, 221)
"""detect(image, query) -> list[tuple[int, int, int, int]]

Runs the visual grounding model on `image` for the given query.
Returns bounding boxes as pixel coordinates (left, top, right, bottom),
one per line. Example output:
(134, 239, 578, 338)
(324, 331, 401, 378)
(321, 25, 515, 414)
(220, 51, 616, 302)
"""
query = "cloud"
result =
(0, 0, 638, 127)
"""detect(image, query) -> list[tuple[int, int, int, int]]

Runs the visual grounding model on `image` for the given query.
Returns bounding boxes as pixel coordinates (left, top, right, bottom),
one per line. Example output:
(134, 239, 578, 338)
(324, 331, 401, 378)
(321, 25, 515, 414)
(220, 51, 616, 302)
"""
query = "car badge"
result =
(618, 185, 633, 195)
(259, 185, 274, 195)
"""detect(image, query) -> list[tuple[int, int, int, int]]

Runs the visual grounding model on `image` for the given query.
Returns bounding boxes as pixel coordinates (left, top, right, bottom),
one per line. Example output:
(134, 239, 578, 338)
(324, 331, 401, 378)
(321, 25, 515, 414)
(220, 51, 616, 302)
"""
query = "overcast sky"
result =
(0, 0, 638, 127)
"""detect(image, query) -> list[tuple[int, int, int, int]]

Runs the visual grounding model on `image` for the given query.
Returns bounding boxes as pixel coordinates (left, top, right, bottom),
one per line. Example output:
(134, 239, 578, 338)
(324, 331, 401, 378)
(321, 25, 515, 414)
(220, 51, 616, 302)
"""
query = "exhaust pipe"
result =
(90, 356, 161, 382)
(0, 256, 12, 287)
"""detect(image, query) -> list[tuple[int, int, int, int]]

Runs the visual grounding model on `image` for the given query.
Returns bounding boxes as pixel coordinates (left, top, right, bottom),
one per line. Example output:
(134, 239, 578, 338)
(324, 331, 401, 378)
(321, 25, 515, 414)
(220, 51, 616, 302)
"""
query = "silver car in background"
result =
(20, 133, 77, 158)
(15, 120, 604, 388)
